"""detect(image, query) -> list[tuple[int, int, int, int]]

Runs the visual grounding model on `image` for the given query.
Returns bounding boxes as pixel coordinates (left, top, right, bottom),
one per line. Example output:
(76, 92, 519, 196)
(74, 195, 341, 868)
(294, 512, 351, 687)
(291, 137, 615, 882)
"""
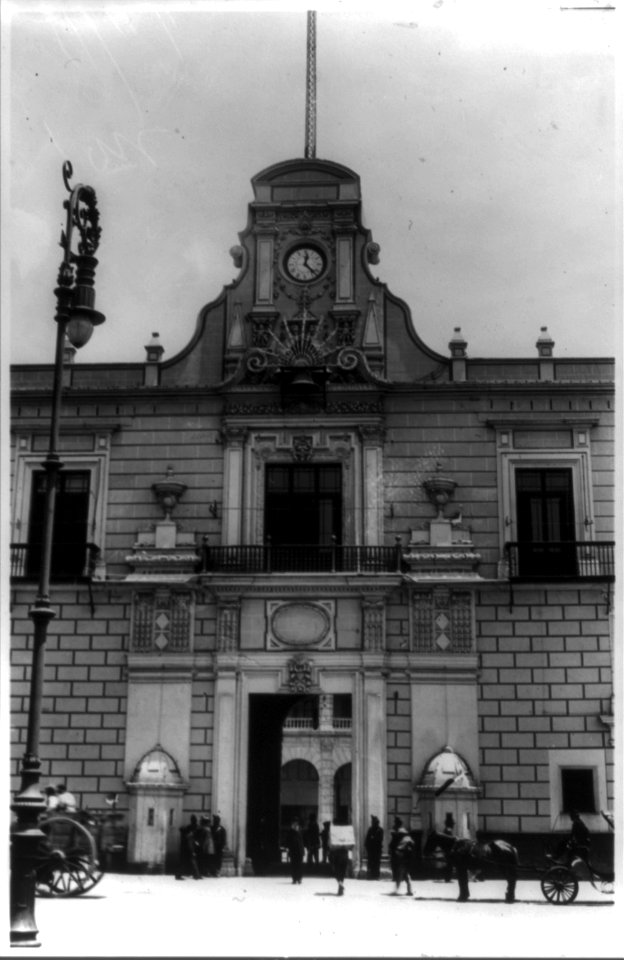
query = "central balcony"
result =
(199, 539, 404, 575)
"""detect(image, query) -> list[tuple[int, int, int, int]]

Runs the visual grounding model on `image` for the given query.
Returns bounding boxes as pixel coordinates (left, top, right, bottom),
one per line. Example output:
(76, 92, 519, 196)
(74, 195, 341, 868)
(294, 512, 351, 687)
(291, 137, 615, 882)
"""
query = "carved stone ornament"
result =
(152, 466, 187, 521)
(267, 600, 335, 650)
(286, 656, 314, 694)
(422, 463, 457, 520)
(292, 435, 314, 461)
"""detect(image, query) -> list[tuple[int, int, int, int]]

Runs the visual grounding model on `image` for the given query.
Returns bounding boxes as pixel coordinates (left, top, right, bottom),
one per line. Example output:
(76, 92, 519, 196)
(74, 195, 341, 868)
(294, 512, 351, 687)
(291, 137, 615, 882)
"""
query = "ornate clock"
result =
(284, 244, 327, 283)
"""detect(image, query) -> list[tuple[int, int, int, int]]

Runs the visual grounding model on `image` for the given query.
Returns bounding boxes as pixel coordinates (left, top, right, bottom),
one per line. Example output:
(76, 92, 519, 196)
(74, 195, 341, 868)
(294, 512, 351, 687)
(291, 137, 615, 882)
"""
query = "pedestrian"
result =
(55, 783, 77, 812)
(286, 817, 305, 884)
(328, 823, 355, 896)
(442, 813, 455, 883)
(321, 821, 331, 864)
(392, 827, 414, 895)
(196, 815, 214, 877)
(388, 816, 403, 883)
(211, 814, 227, 876)
(176, 814, 201, 880)
(303, 813, 321, 865)
(364, 815, 383, 880)
(44, 786, 59, 813)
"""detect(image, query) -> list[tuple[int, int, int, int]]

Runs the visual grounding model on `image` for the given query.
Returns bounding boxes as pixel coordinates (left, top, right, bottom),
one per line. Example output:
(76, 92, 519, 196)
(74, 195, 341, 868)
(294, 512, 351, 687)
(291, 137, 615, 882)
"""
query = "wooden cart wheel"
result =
(540, 865, 579, 904)
(35, 816, 104, 898)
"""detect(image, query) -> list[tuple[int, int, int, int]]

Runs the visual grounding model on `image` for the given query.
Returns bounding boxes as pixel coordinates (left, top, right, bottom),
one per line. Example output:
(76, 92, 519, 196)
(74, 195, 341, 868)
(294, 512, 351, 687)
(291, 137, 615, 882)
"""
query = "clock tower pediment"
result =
(160, 157, 448, 390)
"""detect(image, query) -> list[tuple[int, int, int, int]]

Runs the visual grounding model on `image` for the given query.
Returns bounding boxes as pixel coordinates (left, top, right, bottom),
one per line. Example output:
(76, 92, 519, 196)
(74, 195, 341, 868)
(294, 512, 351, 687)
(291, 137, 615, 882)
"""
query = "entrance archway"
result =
(246, 693, 315, 872)
(246, 692, 354, 873)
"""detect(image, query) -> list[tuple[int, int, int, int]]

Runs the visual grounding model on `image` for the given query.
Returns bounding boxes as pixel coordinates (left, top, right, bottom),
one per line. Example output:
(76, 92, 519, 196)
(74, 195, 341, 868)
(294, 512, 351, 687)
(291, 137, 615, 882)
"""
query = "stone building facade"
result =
(10, 157, 615, 874)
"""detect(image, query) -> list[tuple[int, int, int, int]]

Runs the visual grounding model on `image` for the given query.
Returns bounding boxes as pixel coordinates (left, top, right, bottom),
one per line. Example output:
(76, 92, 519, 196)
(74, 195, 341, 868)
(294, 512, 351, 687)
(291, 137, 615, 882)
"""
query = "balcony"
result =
(283, 718, 315, 729)
(10, 542, 101, 581)
(199, 540, 404, 575)
(282, 717, 352, 731)
(504, 541, 615, 582)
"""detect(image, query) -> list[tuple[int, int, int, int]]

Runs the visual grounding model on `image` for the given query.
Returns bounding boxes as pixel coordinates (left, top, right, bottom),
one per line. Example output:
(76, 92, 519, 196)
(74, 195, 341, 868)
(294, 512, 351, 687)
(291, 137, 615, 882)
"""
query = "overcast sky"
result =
(4, 0, 618, 367)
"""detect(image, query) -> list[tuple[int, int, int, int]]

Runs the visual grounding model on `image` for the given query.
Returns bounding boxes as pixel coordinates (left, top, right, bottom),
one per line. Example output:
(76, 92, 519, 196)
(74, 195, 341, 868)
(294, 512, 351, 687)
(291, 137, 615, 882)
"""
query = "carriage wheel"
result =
(541, 866, 579, 904)
(35, 816, 104, 898)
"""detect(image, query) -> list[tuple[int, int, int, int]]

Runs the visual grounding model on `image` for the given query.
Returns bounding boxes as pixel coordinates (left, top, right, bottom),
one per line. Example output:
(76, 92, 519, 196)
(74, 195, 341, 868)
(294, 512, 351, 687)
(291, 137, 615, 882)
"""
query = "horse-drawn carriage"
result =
(35, 812, 104, 897)
(423, 821, 615, 905)
(539, 852, 614, 904)
(33, 804, 127, 898)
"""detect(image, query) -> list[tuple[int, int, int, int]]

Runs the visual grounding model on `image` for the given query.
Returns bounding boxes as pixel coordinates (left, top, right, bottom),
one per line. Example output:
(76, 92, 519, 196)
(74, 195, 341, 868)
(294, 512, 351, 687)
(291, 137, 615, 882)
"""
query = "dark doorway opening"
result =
(247, 694, 313, 875)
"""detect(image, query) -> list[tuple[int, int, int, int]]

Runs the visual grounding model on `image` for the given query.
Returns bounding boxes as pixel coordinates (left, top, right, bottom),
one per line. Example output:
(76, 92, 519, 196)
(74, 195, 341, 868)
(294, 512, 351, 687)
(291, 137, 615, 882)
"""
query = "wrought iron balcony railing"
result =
(504, 541, 615, 582)
(199, 540, 404, 575)
(10, 542, 101, 581)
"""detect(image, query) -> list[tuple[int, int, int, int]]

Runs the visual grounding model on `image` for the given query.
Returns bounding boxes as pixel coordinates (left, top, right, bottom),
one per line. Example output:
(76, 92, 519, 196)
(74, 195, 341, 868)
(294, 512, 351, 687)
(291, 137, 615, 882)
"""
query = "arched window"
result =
(280, 759, 319, 840)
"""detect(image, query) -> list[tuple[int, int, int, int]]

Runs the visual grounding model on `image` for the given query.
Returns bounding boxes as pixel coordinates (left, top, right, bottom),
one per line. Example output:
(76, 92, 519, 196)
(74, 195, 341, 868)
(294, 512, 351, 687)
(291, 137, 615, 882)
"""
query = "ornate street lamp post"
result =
(10, 161, 105, 947)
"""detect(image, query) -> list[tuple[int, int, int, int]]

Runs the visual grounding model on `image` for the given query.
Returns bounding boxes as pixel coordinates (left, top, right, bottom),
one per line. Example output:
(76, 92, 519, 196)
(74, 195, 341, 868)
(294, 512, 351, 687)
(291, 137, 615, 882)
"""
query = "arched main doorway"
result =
(246, 692, 352, 873)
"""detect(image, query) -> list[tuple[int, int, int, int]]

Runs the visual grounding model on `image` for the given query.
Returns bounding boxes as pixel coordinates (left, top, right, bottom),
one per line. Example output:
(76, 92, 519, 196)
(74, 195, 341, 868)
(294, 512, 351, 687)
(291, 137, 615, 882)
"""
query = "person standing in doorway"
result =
(321, 821, 331, 865)
(286, 818, 305, 884)
(175, 815, 201, 880)
(304, 813, 321, 866)
(196, 816, 214, 877)
(211, 815, 227, 877)
(364, 815, 384, 880)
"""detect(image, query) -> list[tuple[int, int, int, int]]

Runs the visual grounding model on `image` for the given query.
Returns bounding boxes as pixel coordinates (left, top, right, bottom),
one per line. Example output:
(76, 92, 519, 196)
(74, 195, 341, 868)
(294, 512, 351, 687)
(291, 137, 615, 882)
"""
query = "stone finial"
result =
(366, 241, 381, 265)
(229, 245, 244, 269)
(448, 327, 467, 358)
(145, 332, 164, 363)
(536, 326, 554, 358)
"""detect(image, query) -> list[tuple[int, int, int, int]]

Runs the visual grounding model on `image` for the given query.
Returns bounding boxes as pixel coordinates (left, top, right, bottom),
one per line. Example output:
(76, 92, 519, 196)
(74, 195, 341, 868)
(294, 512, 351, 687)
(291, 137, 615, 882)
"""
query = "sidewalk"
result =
(9, 873, 620, 958)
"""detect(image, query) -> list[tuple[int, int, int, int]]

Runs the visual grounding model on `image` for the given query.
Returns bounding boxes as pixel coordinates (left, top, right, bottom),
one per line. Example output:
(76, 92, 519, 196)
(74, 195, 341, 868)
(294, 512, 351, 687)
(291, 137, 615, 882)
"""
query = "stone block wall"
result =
(10, 585, 130, 810)
(475, 584, 613, 835)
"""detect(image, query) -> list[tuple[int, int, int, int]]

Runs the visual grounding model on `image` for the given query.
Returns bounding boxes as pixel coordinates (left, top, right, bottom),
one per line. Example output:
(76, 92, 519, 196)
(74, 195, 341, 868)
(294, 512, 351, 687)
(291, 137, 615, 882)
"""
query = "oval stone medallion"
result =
(271, 602, 330, 647)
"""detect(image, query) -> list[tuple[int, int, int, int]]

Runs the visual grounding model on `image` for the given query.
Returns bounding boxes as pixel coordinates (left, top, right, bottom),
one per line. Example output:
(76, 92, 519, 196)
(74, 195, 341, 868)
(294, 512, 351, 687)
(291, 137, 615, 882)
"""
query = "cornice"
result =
(206, 575, 401, 599)
(481, 414, 602, 428)
(11, 419, 129, 433)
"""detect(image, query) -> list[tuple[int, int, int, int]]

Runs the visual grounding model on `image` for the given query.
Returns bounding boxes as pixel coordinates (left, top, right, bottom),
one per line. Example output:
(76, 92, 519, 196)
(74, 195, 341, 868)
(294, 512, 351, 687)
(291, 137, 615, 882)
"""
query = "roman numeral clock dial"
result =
(285, 244, 327, 283)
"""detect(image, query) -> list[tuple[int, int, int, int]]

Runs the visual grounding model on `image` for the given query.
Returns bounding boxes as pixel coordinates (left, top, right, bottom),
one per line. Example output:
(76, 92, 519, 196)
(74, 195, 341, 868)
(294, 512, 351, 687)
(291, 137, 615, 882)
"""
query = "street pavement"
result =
(6, 872, 621, 958)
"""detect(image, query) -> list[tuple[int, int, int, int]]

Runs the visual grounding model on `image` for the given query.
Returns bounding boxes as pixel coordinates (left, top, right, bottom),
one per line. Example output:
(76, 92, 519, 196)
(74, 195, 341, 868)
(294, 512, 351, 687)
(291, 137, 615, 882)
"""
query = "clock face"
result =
(285, 245, 326, 282)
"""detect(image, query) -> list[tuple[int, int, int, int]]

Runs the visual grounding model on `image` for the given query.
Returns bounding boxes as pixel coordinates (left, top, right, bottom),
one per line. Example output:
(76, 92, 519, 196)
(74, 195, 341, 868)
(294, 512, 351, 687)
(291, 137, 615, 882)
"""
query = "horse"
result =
(423, 830, 519, 903)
